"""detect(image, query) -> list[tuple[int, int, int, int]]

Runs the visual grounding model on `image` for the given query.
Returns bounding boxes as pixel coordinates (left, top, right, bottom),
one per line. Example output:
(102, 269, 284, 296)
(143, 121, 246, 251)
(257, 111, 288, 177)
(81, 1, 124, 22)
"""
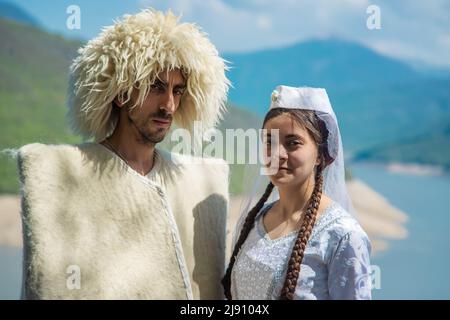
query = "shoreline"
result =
(1, 178, 409, 257)
(352, 161, 447, 177)
(0, 195, 21, 248)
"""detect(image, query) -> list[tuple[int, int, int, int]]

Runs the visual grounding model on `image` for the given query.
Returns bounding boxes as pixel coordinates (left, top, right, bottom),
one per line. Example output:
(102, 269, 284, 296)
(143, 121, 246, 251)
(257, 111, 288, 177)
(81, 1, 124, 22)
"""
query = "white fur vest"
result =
(17, 143, 229, 299)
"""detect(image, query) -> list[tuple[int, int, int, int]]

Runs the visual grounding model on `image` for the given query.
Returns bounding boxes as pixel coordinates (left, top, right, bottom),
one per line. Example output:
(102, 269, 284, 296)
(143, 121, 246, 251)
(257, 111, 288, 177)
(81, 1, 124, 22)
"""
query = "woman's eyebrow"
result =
(285, 134, 304, 140)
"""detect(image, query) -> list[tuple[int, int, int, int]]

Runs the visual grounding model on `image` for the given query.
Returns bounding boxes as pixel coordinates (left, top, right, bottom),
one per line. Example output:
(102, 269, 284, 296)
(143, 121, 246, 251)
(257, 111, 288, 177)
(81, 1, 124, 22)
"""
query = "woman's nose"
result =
(278, 144, 288, 160)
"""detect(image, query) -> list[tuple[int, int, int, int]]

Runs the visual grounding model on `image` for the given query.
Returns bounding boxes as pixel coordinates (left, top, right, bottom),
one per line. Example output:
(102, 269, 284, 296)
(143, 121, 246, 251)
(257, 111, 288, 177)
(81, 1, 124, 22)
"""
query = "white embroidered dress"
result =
(231, 201, 372, 300)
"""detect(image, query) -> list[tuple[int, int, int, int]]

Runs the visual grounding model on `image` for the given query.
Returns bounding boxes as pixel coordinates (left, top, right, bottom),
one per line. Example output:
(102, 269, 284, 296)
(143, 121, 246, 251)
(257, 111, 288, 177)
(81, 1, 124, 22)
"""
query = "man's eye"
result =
(151, 83, 165, 92)
(174, 88, 185, 96)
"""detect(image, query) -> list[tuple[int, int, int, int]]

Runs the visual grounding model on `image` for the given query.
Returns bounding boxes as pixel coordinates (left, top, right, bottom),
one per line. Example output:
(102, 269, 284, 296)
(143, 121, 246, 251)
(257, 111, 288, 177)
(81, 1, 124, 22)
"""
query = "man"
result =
(18, 9, 230, 299)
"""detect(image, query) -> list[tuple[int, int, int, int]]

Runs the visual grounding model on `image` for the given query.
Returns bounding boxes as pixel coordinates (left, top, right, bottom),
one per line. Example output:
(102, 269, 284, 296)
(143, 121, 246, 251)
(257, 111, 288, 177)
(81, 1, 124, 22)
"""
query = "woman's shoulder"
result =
(256, 200, 276, 218)
(312, 202, 372, 264)
(314, 201, 371, 247)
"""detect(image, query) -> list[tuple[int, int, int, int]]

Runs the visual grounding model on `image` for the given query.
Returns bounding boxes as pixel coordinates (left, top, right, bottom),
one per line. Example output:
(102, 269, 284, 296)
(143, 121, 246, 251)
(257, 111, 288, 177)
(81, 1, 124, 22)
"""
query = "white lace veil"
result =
(232, 85, 355, 248)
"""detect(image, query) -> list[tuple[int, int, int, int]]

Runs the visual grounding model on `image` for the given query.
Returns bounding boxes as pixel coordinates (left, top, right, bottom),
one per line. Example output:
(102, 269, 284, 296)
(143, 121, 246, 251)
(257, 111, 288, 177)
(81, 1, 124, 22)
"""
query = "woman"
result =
(222, 85, 372, 300)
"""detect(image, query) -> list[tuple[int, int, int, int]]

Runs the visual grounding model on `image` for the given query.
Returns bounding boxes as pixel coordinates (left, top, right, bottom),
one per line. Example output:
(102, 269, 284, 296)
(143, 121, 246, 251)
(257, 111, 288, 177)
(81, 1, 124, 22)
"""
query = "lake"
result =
(353, 163, 450, 299)
(1, 163, 449, 299)
(0, 246, 21, 299)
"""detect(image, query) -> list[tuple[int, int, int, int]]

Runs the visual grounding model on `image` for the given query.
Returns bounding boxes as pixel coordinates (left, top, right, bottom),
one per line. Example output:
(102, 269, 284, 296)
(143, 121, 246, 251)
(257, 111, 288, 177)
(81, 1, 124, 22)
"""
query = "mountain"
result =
(354, 121, 450, 170)
(0, 1, 40, 27)
(224, 38, 425, 112)
(333, 76, 450, 152)
(224, 38, 450, 152)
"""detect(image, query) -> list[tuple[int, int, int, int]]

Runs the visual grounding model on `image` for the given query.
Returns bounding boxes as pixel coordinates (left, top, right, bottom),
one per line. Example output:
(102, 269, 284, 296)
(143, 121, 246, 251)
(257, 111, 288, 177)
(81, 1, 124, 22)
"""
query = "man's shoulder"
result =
(18, 142, 107, 166)
(19, 143, 71, 161)
(20, 142, 62, 154)
(20, 142, 103, 154)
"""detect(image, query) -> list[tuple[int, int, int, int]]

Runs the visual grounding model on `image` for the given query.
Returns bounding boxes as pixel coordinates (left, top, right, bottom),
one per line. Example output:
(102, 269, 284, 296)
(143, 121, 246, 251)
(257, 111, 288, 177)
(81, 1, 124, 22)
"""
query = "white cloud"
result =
(135, 0, 450, 68)
(356, 0, 450, 67)
(437, 34, 450, 48)
(256, 15, 271, 30)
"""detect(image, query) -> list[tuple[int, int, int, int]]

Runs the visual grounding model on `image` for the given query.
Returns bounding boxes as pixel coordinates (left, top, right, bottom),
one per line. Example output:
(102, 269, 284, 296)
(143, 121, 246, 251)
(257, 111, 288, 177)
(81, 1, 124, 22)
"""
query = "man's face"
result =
(123, 69, 186, 144)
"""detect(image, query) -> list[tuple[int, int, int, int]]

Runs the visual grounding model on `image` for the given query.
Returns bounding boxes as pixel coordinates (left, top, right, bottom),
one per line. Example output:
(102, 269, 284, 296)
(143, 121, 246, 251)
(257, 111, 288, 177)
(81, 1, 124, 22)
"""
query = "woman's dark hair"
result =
(222, 108, 332, 300)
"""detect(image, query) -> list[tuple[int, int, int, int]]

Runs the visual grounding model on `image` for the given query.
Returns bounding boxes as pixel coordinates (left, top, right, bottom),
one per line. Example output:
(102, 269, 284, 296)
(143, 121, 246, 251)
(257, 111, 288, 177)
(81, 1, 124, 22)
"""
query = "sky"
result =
(4, 0, 450, 68)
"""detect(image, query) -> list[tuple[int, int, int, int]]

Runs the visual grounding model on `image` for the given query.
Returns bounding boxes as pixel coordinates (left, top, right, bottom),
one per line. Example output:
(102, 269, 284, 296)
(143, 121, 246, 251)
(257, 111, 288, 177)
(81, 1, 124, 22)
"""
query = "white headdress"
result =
(233, 85, 354, 247)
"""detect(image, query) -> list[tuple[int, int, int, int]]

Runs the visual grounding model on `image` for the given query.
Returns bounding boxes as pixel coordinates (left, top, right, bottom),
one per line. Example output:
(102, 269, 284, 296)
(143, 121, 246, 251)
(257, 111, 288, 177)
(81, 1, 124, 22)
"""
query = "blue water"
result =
(0, 246, 22, 299)
(353, 164, 450, 299)
(1, 164, 449, 299)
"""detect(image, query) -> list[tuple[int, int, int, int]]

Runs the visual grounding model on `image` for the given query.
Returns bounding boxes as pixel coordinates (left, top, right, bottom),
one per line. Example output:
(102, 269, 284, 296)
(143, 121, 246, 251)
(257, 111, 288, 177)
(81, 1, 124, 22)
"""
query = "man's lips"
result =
(152, 118, 172, 126)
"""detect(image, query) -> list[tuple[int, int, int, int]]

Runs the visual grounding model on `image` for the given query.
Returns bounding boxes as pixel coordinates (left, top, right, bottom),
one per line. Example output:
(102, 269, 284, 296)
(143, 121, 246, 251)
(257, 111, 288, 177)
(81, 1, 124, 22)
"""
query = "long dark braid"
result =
(222, 182, 274, 300)
(222, 108, 330, 300)
(280, 163, 324, 299)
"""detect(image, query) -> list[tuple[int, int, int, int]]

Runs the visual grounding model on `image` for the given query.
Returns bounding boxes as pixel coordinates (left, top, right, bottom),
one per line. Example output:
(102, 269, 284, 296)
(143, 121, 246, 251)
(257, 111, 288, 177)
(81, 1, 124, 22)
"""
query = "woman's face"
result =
(263, 113, 320, 188)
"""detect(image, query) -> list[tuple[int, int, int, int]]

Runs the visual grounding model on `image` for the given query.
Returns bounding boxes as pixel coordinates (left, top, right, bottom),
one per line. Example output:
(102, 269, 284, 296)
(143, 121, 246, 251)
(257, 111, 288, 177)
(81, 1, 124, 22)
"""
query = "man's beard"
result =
(127, 108, 172, 145)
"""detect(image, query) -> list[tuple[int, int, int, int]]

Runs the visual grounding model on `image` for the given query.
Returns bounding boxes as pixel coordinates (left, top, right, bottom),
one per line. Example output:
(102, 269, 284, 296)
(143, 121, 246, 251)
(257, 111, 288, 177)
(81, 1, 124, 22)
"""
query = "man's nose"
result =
(160, 90, 176, 114)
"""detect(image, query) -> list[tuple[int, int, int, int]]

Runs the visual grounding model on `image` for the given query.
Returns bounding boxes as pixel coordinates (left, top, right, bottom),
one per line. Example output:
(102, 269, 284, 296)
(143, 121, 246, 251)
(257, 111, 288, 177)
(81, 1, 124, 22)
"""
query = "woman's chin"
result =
(270, 175, 293, 186)
(270, 172, 310, 188)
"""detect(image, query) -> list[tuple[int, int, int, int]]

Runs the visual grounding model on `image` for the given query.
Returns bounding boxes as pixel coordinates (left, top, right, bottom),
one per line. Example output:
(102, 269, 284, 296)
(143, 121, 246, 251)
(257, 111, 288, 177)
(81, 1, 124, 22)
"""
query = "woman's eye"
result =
(287, 141, 301, 147)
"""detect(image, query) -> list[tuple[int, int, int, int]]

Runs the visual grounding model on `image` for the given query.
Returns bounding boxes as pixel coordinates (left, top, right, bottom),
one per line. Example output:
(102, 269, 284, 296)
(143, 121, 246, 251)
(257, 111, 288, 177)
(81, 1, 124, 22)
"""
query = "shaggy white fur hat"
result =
(68, 9, 230, 141)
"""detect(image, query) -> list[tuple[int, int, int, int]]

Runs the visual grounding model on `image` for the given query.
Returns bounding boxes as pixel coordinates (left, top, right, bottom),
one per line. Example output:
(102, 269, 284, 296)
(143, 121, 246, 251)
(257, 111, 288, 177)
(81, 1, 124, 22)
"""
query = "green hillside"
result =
(0, 18, 83, 193)
(0, 18, 262, 194)
(354, 121, 450, 170)
(218, 106, 262, 195)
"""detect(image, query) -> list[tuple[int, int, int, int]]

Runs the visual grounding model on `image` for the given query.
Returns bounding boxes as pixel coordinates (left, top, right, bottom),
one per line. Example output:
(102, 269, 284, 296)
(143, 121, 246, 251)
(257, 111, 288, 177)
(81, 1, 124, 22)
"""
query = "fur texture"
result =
(67, 9, 230, 141)
(18, 143, 229, 299)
